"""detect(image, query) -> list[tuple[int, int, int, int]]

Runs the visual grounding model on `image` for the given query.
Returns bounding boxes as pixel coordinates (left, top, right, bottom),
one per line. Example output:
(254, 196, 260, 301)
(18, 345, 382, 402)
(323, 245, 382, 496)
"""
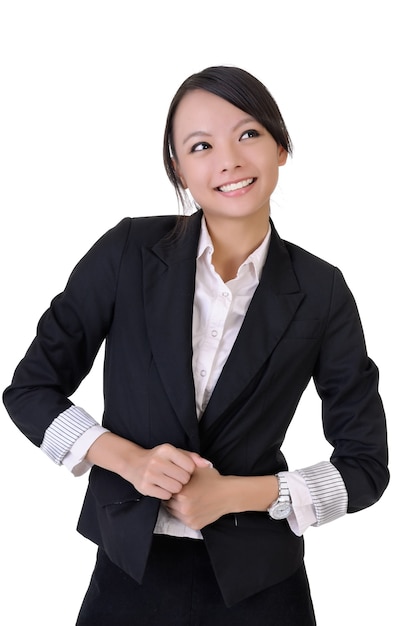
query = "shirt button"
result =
(211, 330, 218, 337)
(222, 291, 229, 297)
(200, 370, 207, 377)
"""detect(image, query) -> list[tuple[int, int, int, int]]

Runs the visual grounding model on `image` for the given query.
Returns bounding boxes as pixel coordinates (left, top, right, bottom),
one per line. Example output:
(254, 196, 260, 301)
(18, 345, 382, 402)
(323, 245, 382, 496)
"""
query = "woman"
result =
(3, 66, 389, 625)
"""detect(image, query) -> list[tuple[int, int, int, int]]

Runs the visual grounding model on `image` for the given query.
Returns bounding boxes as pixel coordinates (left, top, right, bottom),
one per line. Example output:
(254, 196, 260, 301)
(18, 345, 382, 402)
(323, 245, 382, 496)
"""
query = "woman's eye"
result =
(191, 142, 211, 153)
(240, 129, 260, 140)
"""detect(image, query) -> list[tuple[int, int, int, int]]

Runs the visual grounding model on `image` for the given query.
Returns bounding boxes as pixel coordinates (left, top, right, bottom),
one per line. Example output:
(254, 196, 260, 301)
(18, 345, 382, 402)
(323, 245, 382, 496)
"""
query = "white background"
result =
(0, 1, 417, 623)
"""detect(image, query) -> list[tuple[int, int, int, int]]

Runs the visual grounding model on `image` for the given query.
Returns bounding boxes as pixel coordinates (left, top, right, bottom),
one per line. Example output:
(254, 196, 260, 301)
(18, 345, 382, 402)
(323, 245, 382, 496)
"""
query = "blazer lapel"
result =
(142, 214, 303, 452)
(199, 225, 304, 439)
(142, 212, 202, 450)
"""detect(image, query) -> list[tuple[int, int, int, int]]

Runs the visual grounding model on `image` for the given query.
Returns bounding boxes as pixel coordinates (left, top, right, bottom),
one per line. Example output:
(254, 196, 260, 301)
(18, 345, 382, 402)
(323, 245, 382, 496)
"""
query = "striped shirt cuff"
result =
(41, 406, 99, 465)
(296, 461, 348, 526)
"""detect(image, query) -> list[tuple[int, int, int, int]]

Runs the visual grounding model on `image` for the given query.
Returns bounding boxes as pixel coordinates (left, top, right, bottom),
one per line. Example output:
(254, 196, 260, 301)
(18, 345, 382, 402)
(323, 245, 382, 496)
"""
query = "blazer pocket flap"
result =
(89, 465, 143, 507)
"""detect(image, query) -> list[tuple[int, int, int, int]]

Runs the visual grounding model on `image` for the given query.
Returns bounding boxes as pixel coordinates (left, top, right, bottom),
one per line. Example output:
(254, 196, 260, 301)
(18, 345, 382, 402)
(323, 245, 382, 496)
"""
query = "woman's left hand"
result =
(164, 465, 230, 530)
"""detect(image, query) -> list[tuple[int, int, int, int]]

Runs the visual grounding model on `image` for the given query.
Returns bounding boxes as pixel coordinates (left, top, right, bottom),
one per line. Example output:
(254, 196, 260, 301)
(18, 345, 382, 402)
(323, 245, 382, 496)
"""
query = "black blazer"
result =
(3, 210, 389, 606)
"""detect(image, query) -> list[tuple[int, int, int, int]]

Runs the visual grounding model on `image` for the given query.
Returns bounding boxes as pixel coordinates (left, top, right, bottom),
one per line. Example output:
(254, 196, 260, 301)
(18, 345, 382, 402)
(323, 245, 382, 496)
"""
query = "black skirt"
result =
(76, 535, 316, 625)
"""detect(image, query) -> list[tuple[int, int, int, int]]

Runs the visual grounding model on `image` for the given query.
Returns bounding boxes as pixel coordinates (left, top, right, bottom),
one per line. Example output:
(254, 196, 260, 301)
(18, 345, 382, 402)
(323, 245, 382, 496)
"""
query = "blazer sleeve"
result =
(3, 218, 132, 447)
(313, 267, 389, 513)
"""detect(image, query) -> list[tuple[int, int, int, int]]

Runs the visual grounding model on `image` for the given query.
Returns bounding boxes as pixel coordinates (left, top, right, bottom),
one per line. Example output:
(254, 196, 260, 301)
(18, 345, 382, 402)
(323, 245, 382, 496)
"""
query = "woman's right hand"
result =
(86, 433, 210, 500)
(121, 442, 211, 500)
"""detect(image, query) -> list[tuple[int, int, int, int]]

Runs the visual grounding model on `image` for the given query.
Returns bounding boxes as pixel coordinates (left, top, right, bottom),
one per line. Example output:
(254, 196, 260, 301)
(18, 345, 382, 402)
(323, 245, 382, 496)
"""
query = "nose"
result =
(219, 141, 243, 173)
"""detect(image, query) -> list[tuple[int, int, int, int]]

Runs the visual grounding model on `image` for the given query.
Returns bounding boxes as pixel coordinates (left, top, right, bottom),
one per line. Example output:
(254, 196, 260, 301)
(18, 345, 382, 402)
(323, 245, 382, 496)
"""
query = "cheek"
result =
(262, 156, 280, 182)
(183, 164, 210, 190)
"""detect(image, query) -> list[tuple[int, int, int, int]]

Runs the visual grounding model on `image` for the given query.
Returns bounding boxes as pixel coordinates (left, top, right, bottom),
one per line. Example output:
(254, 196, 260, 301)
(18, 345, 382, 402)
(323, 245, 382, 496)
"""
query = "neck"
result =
(204, 213, 270, 282)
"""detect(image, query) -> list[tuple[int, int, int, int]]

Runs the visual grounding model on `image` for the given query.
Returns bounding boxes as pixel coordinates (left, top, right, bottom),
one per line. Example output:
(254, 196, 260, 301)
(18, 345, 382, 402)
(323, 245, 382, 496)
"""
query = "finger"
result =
(188, 452, 213, 468)
(159, 473, 190, 494)
(144, 459, 191, 490)
(161, 446, 197, 474)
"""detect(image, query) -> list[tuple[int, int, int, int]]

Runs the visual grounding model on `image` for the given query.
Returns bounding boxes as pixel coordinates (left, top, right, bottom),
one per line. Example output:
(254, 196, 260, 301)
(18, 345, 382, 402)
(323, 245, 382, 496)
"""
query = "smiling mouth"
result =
(217, 178, 255, 193)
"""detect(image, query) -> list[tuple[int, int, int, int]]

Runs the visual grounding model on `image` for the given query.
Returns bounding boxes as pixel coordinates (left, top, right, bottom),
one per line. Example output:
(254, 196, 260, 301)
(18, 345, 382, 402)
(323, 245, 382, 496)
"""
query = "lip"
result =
(216, 177, 256, 195)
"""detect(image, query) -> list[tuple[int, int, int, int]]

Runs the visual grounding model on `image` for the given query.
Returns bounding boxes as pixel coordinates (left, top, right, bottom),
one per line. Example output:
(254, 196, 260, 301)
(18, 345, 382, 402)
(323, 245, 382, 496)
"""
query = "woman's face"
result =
(172, 89, 287, 226)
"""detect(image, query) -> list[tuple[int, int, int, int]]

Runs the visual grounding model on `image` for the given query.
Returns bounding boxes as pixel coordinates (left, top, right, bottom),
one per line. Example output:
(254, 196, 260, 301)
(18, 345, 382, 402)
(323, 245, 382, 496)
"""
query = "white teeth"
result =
(219, 178, 254, 192)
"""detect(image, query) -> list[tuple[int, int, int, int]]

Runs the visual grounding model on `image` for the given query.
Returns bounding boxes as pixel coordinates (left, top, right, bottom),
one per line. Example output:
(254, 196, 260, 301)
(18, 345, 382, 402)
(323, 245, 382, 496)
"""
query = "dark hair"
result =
(163, 65, 293, 212)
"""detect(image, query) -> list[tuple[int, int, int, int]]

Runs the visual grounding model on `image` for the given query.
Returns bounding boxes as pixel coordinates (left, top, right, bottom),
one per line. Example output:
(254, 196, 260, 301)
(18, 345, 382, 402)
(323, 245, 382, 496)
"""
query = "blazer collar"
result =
(142, 211, 202, 450)
(198, 222, 304, 450)
(142, 211, 303, 452)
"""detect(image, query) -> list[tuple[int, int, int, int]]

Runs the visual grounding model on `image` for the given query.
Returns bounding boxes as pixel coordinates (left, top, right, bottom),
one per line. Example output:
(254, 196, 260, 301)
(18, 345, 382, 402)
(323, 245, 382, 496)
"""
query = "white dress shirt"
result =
(41, 217, 348, 537)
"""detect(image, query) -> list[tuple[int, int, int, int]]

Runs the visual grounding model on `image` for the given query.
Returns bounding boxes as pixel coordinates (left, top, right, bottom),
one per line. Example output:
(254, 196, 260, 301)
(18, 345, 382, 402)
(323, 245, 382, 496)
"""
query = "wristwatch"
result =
(267, 473, 292, 520)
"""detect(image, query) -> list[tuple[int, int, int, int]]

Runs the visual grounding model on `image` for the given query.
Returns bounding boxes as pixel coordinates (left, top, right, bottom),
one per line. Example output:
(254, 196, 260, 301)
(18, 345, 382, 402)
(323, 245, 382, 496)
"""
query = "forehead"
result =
(172, 89, 252, 140)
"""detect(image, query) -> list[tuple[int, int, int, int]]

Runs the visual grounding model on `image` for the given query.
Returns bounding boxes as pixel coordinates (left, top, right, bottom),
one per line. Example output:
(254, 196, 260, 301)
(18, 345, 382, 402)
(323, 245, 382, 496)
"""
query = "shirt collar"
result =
(197, 216, 271, 282)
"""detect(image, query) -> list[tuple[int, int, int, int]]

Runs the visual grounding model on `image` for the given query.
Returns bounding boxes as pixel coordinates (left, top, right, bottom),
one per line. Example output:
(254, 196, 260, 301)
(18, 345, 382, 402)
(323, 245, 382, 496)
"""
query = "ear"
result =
(172, 158, 188, 189)
(277, 146, 288, 167)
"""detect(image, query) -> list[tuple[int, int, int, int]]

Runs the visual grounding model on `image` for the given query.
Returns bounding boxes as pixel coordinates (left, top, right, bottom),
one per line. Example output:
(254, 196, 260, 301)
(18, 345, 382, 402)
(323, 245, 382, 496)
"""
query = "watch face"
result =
(269, 501, 292, 520)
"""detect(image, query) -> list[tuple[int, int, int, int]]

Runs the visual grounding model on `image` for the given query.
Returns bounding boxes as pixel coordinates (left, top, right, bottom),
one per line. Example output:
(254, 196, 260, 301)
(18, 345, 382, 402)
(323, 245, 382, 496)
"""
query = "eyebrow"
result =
(182, 116, 257, 145)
